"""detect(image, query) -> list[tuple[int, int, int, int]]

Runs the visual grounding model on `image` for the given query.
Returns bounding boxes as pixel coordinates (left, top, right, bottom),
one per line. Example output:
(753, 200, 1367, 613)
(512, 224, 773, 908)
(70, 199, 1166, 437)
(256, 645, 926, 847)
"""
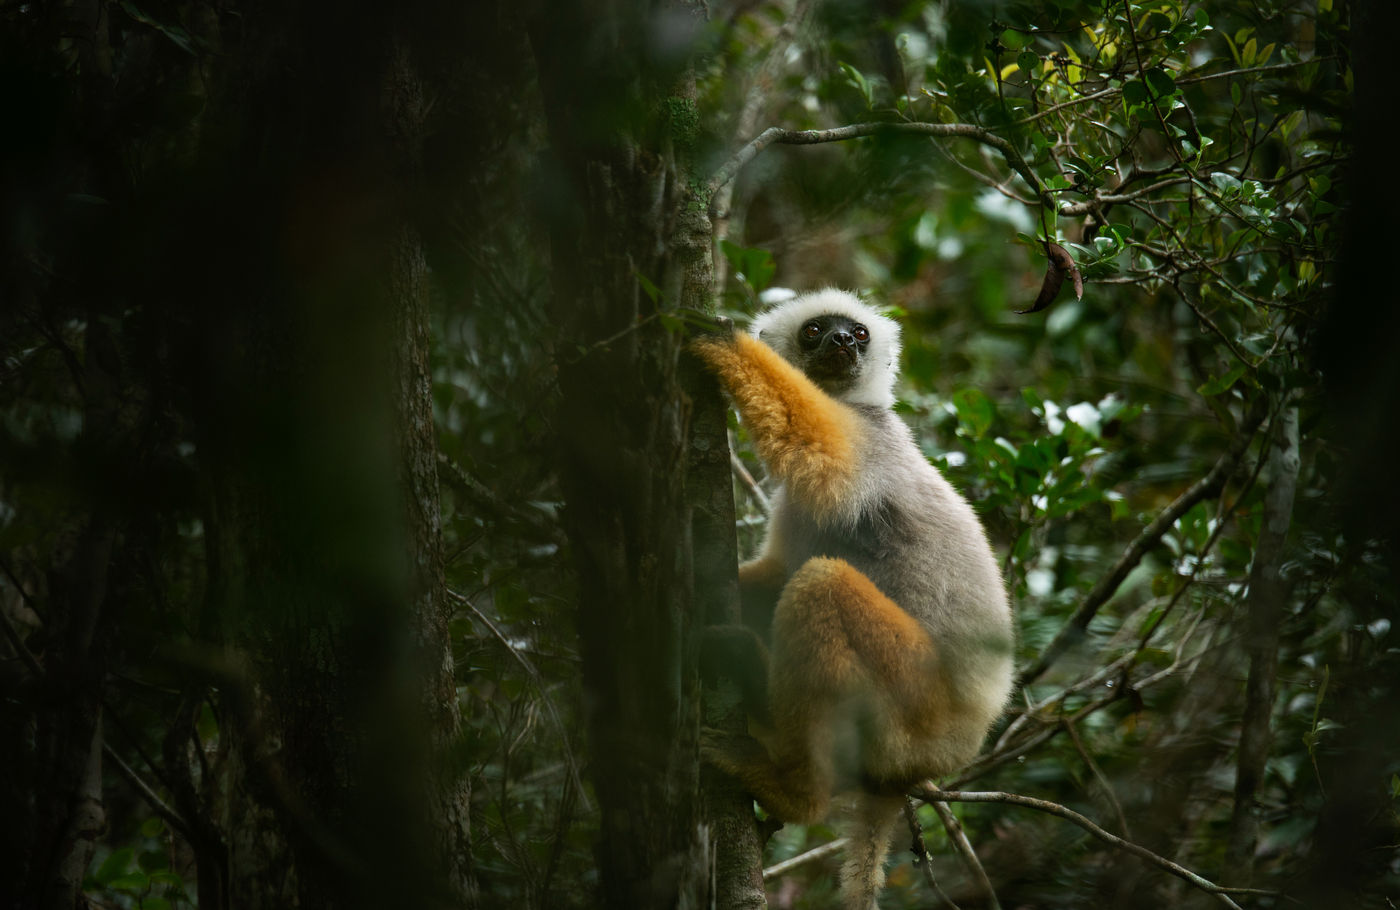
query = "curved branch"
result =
(912, 785, 1254, 909)
(929, 799, 1000, 909)
(707, 122, 1046, 209)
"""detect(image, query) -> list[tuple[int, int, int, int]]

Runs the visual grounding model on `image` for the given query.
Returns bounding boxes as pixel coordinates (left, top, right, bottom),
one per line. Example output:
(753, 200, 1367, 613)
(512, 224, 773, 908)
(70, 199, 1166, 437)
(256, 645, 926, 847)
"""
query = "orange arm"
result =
(692, 333, 862, 519)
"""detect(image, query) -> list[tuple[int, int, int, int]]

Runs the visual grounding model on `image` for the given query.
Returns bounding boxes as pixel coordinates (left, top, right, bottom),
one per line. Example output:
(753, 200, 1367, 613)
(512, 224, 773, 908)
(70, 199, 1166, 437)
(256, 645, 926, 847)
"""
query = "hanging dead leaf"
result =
(1018, 241, 1083, 314)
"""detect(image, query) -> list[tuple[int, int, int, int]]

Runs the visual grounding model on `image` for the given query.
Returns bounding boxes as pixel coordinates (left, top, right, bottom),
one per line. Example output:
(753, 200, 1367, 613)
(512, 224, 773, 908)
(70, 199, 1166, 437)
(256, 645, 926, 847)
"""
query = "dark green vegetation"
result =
(1, 1, 1393, 909)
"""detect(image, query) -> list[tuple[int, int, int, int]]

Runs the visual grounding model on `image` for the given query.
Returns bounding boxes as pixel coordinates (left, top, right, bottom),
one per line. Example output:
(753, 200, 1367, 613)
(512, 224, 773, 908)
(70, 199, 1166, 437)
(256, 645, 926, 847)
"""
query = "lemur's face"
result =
(795, 313, 871, 391)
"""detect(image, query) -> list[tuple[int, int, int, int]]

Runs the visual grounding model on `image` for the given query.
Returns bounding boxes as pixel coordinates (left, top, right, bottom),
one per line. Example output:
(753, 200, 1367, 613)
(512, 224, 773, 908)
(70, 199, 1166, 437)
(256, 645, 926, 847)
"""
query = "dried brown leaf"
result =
(1018, 242, 1083, 314)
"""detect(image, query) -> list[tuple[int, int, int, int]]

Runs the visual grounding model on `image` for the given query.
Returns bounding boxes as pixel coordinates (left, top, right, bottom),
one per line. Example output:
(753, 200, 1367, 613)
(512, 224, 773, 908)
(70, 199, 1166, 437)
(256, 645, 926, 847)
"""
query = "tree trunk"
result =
(529, 2, 725, 906)
(1226, 403, 1300, 877)
(188, 5, 476, 907)
(686, 352, 771, 910)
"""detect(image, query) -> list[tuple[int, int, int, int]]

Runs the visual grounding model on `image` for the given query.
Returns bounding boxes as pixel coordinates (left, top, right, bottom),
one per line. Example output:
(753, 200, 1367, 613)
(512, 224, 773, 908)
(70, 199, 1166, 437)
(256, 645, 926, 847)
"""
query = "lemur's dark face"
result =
(795, 313, 871, 392)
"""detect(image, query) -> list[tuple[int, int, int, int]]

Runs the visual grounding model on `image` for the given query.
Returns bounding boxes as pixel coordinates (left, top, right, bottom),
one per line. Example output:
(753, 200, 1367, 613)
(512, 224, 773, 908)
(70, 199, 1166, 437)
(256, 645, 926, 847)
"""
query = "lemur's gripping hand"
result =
(685, 311, 733, 339)
(686, 313, 742, 380)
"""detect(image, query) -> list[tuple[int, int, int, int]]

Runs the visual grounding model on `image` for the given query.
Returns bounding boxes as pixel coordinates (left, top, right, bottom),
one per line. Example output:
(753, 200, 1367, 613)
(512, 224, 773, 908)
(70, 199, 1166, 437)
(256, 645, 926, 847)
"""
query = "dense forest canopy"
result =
(2, 0, 1395, 909)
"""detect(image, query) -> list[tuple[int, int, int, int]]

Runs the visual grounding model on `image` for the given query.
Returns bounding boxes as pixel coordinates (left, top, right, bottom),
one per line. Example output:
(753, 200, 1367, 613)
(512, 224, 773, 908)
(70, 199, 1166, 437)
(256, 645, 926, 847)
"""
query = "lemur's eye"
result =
(802, 321, 822, 340)
(852, 324, 870, 342)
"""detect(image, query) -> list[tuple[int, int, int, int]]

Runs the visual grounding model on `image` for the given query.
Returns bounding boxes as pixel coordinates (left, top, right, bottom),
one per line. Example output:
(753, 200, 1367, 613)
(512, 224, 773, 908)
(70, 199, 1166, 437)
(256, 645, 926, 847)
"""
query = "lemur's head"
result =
(750, 289, 901, 408)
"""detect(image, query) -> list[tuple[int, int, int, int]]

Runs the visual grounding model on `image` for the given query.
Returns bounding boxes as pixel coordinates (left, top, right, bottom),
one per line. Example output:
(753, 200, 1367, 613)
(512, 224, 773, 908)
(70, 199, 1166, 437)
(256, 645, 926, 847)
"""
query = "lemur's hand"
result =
(684, 312, 740, 377)
(681, 309, 734, 339)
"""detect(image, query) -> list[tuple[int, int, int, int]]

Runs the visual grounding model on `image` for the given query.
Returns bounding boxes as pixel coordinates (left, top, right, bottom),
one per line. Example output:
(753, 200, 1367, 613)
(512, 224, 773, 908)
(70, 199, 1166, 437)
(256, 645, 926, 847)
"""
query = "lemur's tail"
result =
(839, 792, 905, 910)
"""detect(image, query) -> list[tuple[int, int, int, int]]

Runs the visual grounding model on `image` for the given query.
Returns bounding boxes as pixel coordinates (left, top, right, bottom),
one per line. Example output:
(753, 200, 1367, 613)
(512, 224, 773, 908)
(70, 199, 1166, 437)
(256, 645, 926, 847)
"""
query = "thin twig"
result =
(446, 587, 591, 812)
(1013, 58, 1332, 127)
(929, 799, 1001, 910)
(730, 450, 771, 516)
(1062, 717, 1130, 838)
(762, 837, 847, 879)
(0, 570, 198, 843)
(914, 785, 1254, 909)
(104, 744, 192, 839)
(903, 798, 962, 909)
(0, 592, 44, 678)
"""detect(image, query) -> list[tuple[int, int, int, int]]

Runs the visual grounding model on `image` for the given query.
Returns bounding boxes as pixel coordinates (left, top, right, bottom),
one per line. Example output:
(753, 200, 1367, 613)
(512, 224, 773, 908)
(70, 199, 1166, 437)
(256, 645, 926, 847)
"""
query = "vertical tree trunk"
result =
(0, 1, 142, 895)
(189, 5, 476, 907)
(686, 351, 770, 910)
(1226, 404, 1300, 877)
(529, 2, 721, 906)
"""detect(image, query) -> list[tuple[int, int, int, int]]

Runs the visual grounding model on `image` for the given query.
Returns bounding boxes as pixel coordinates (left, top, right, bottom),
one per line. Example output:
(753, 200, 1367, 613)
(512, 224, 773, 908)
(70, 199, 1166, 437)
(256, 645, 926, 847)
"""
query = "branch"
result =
(1014, 58, 1334, 127)
(1062, 717, 1130, 838)
(1056, 176, 1193, 216)
(1226, 401, 1300, 876)
(903, 799, 962, 909)
(730, 451, 770, 516)
(1017, 403, 1265, 687)
(446, 587, 591, 812)
(104, 744, 192, 839)
(929, 799, 1001, 910)
(762, 837, 847, 880)
(707, 122, 1046, 209)
(0, 585, 44, 678)
(913, 785, 1249, 910)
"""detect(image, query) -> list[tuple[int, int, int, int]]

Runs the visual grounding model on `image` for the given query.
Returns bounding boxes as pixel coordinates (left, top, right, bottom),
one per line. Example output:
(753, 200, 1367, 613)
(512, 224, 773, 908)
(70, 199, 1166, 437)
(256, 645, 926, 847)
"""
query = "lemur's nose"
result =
(831, 331, 855, 348)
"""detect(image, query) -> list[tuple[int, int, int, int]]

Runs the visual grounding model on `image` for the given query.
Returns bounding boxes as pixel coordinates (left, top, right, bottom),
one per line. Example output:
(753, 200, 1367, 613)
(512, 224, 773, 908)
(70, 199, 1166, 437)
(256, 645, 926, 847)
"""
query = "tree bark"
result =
(530, 2, 721, 906)
(188, 5, 476, 907)
(1226, 404, 1300, 877)
(686, 351, 770, 910)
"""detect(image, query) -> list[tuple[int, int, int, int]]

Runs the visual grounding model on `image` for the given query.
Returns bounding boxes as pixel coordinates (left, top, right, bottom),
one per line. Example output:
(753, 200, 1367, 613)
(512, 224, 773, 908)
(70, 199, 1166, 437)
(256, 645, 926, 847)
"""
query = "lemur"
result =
(692, 289, 1015, 910)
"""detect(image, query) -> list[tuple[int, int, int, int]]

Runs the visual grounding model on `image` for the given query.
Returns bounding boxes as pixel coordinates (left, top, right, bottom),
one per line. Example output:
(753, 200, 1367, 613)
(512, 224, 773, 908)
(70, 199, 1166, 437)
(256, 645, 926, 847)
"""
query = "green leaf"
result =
(94, 848, 134, 886)
(1197, 363, 1248, 396)
(1000, 28, 1028, 51)
(952, 389, 996, 438)
(137, 849, 169, 873)
(839, 61, 874, 107)
(119, 1, 197, 54)
(108, 871, 151, 893)
(1145, 67, 1177, 100)
(718, 240, 776, 293)
(1210, 172, 1242, 195)
(635, 271, 661, 304)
